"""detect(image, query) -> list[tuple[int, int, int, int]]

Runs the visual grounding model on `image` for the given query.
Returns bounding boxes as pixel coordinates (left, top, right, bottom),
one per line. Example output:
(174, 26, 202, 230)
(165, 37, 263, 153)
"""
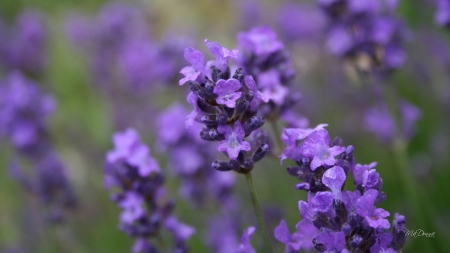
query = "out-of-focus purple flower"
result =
(319, 0, 407, 73)
(218, 121, 251, 160)
(400, 100, 421, 139)
(1, 10, 47, 75)
(234, 227, 256, 253)
(278, 2, 326, 42)
(105, 128, 194, 253)
(279, 125, 406, 252)
(0, 72, 54, 154)
(237, 26, 305, 126)
(435, 0, 450, 27)
(364, 104, 396, 143)
(107, 128, 160, 177)
(157, 103, 236, 207)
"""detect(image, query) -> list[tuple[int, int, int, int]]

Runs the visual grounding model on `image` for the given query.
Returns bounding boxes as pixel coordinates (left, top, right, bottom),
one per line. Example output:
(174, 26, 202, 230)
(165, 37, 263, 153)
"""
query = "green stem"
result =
(379, 81, 434, 251)
(269, 120, 283, 156)
(245, 172, 274, 253)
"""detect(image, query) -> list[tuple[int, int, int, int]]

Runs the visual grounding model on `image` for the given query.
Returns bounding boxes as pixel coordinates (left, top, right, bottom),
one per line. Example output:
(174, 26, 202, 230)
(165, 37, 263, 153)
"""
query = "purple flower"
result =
(119, 192, 145, 225)
(213, 78, 243, 108)
(234, 227, 256, 253)
(315, 231, 346, 252)
(355, 189, 390, 229)
(165, 216, 196, 242)
(365, 105, 395, 143)
(245, 75, 270, 110)
(274, 219, 319, 252)
(107, 128, 160, 177)
(300, 129, 345, 170)
(238, 26, 284, 57)
(204, 39, 238, 72)
(217, 121, 251, 160)
(179, 47, 205, 85)
(352, 162, 378, 186)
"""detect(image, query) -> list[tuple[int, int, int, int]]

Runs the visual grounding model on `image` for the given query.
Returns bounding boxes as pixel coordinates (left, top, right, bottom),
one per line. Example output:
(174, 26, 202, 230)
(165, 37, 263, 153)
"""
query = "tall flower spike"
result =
(277, 126, 406, 252)
(179, 38, 270, 173)
(0, 72, 76, 222)
(105, 128, 194, 253)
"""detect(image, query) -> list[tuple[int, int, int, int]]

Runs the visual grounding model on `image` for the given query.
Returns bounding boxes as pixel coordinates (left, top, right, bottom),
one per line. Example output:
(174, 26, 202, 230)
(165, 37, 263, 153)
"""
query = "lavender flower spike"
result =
(277, 126, 406, 252)
(105, 128, 194, 253)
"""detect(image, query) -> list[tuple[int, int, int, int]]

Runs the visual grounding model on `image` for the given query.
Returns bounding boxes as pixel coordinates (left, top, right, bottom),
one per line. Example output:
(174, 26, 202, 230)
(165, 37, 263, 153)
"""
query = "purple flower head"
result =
(257, 70, 288, 106)
(214, 78, 243, 108)
(234, 227, 256, 253)
(238, 26, 284, 57)
(0, 72, 55, 153)
(300, 129, 345, 171)
(165, 216, 196, 242)
(217, 121, 251, 160)
(179, 47, 205, 85)
(107, 128, 160, 177)
(355, 189, 390, 229)
(274, 219, 319, 252)
(2, 10, 48, 74)
(204, 39, 238, 72)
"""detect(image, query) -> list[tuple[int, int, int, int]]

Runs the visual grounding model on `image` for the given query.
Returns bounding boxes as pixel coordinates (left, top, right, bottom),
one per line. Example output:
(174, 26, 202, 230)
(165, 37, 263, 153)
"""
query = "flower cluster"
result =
(275, 125, 406, 252)
(180, 39, 270, 173)
(319, 0, 407, 73)
(157, 103, 236, 207)
(0, 72, 76, 222)
(236, 26, 306, 127)
(105, 128, 195, 253)
(0, 10, 47, 76)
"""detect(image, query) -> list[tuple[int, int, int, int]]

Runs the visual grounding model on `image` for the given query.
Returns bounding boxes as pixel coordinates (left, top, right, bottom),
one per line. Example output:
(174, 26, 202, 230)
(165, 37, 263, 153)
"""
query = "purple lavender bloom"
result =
(107, 128, 160, 177)
(279, 125, 406, 252)
(364, 105, 396, 143)
(204, 39, 238, 72)
(435, 0, 450, 27)
(274, 219, 319, 252)
(217, 121, 251, 160)
(299, 130, 345, 171)
(234, 227, 256, 253)
(277, 2, 326, 42)
(105, 128, 194, 253)
(400, 100, 421, 139)
(1, 10, 47, 75)
(319, 0, 407, 73)
(214, 78, 243, 108)
(157, 103, 236, 207)
(0, 72, 54, 154)
(179, 47, 205, 86)
(179, 38, 269, 173)
(236, 26, 307, 129)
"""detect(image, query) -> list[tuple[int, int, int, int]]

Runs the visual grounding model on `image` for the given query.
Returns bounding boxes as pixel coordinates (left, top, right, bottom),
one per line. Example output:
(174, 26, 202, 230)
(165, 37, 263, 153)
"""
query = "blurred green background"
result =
(0, 0, 449, 252)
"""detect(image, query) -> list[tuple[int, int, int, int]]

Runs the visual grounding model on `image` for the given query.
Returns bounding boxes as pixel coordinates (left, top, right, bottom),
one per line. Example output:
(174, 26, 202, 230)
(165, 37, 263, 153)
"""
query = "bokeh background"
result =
(0, 0, 449, 252)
